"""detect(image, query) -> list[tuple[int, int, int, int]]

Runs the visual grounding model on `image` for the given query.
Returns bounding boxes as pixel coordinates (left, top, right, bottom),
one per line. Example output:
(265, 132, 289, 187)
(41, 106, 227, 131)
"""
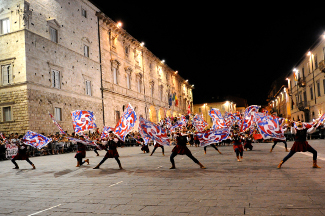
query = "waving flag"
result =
(113, 104, 137, 141)
(209, 108, 226, 130)
(165, 117, 172, 129)
(224, 112, 235, 127)
(66, 136, 97, 146)
(49, 112, 66, 134)
(71, 110, 97, 134)
(138, 125, 151, 145)
(170, 120, 184, 132)
(195, 128, 230, 147)
(240, 105, 260, 132)
(139, 116, 170, 146)
(23, 131, 52, 149)
(101, 126, 113, 139)
(254, 113, 285, 140)
(316, 113, 325, 127)
(193, 114, 208, 132)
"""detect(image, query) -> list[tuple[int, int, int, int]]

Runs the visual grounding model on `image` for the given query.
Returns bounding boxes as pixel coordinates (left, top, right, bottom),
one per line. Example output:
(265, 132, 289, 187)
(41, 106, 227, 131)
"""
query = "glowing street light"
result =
(117, 21, 122, 28)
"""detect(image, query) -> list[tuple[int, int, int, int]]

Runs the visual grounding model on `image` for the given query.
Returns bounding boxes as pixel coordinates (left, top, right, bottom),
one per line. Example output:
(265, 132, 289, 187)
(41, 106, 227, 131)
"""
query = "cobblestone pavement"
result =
(1, 140, 325, 215)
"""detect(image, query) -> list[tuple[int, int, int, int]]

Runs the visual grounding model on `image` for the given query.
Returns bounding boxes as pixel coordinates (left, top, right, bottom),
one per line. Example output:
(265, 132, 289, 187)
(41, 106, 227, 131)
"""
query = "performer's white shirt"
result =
(291, 126, 316, 134)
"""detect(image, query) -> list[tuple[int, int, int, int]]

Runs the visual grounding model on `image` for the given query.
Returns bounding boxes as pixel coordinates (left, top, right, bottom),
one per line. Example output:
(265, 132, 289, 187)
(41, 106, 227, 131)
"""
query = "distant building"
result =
(193, 100, 237, 127)
(0, 0, 192, 134)
(266, 76, 291, 119)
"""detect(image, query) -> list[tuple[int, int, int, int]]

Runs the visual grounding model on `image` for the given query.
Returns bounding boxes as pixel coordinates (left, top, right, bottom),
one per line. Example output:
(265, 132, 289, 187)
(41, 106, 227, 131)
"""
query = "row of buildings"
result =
(267, 35, 325, 123)
(0, 0, 193, 134)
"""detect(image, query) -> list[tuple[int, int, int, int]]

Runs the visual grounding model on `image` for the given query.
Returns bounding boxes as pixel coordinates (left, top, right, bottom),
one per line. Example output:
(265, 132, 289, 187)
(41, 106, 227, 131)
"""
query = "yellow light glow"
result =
(117, 22, 122, 28)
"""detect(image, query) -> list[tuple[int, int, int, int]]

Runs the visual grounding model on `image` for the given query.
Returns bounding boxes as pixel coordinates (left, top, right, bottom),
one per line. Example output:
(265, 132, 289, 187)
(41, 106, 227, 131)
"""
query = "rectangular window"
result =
(54, 107, 62, 121)
(50, 27, 58, 43)
(137, 80, 141, 93)
(317, 81, 321, 97)
(85, 80, 91, 96)
(0, 18, 10, 34)
(323, 79, 325, 94)
(84, 45, 89, 57)
(113, 68, 118, 84)
(310, 86, 314, 100)
(1, 64, 12, 85)
(2, 106, 12, 122)
(115, 111, 120, 125)
(315, 55, 318, 69)
(81, 9, 87, 18)
(51, 70, 60, 89)
(126, 74, 130, 89)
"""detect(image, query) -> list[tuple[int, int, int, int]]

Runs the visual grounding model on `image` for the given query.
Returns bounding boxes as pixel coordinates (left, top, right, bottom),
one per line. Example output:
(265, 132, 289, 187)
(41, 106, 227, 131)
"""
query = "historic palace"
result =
(0, 0, 193, 134)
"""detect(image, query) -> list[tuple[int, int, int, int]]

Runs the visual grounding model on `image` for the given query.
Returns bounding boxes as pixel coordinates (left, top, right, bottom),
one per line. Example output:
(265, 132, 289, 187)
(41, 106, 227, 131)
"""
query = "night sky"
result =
(91, 1, 325, 106)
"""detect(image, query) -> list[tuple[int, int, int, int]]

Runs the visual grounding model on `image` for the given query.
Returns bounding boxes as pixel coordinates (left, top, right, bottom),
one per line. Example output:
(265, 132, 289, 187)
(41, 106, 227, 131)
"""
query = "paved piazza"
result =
(1, 140, 325, 215)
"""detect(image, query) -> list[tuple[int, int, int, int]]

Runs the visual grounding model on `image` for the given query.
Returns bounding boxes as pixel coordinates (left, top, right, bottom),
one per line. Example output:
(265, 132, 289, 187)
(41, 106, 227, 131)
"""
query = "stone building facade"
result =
(0, 0, 192, 135)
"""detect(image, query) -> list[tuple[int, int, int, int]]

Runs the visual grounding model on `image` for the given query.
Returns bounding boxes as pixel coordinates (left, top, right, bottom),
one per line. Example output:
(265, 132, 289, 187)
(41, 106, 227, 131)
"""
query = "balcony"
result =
(298, 101, 309, 111)
(298, 77, 306, 87)
(319, 60, 325, 73)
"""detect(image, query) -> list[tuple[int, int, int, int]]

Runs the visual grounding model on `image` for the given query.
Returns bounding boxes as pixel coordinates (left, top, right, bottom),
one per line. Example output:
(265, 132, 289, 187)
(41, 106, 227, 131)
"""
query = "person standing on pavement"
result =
(231, 129, 244, 162)
(11, 135, 35, 169)
(170, 127, 206, 169)
(277, 121, 321, 169)
(203, 143, 222, 155)
(75, 136, 89, 167)
(93, 133, 123, 169)
(270, 123, 289, 152)
(150, 140, 165, 156)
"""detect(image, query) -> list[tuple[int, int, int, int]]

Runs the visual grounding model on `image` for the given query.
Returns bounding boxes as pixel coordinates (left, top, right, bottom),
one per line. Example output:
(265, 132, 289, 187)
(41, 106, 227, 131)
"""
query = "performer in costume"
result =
(137, 135, 150, 153)
(204, 143, 222, 155)
(277, 121, 321, 169)
(194, 134, 200, 147)
(94, 138, 106, 156)
(231, 129, 244, 162)
(243, 129, 253, 151)
(270, 124, 289, 152)
(93, 133, 122, 169)
(170, 127, 206, 169)
(75, 136, 89, 167)
(11, 136, 35, 169)
(150, 140, 165, 156)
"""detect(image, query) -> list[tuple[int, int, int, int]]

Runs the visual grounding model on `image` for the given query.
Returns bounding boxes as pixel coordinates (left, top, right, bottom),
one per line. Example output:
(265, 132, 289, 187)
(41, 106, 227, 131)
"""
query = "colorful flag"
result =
(23, 131, 52, 149)
(49, 112, 66, 134)
(138, 125, 151, 145)
(139, 116, 170, 146)
(66, 136, 97, 146)
(71, 110, 97, 134)
(113, 103, 137, 141)
(254, 113, 285, 140)
(240, 105, 260, 132)
(193, 114, 208, 132)
(209, 108, 226, 130)
(101, 126, 113, 139)
(175, 94, 178, 106)
(195, 128, 230, 147)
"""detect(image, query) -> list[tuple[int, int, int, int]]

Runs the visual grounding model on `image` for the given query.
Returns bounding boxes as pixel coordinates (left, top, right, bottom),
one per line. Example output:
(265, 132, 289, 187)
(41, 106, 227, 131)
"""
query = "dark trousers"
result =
(204, 144, 218, 152)
(11, 158, 33, 167)
(282, 147, 317, 163)
(98, 156, 121, 167)
(170, 152, 199, 165)
(76, 153, 86, 166)
(272, 140, 287, 149)
(151, 146, 164, 154)
(235, 148, 243, 157)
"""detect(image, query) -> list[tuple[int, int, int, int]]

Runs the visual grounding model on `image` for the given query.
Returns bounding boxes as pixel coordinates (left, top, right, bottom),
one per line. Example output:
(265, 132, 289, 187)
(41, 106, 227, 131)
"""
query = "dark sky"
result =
(91, 1, 325, 105)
